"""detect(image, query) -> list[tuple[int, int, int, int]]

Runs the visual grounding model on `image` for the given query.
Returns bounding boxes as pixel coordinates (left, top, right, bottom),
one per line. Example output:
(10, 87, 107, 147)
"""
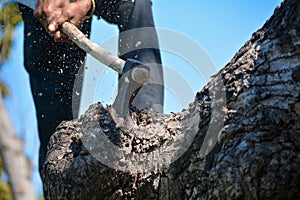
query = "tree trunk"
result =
(42, 0, 300, 199)
(0, 91, 38, 200)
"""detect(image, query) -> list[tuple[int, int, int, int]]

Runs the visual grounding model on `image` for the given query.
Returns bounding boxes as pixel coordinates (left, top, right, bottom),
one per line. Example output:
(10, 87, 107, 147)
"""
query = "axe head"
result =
(122, 58, 150, 84)
(111, 59, 150, 129)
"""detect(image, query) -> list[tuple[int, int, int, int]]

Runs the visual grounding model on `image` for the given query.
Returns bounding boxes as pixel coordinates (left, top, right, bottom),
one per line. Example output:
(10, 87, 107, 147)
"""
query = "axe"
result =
(18, 1, 151, 128)
(61, 23, 150, 128)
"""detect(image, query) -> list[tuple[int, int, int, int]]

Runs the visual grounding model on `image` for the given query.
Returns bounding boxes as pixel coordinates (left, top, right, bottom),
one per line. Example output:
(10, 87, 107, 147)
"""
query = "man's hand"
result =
(34, 0, 93, 42)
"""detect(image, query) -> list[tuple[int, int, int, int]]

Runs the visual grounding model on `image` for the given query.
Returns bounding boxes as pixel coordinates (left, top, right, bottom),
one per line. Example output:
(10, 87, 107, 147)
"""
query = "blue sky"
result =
(0, 0, 282, 196)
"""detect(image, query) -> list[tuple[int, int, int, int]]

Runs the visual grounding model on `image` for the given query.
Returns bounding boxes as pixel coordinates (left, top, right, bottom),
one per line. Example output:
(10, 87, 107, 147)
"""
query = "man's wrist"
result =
(85, 0, 95, 19)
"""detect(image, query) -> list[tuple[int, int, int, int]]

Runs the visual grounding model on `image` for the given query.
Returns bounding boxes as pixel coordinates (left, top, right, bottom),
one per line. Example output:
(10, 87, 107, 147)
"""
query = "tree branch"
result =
(0, 89, 37, 200)
(42, 0, 300, 199)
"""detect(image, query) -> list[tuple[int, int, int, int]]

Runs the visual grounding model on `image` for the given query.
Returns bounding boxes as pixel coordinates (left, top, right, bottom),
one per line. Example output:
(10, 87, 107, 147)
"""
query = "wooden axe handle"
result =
(18, 1, 126, 74)
(62, 22, 125, 75)
(17, 0, 150, 81)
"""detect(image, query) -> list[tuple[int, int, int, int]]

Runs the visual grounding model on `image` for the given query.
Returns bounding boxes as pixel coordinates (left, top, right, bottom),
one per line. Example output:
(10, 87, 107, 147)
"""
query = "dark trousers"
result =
(18, 0, 163, 177)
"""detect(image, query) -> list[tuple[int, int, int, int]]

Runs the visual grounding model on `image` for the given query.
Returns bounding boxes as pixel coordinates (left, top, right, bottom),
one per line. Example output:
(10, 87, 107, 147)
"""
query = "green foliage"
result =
(0, 3, 22, 63)
(0, 156, 2, 176)
(0, 4, 22, 198)
(0, 82, 9, 97)
(0, 2, 22, 96)
(0, 157, 13, 200)
(0, 180, 13, 200)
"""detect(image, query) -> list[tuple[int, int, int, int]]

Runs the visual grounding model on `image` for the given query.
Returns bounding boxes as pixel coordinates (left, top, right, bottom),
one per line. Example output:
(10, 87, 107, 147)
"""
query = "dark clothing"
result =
(18, 0, 163, 177)
(19, 4, 92, 172)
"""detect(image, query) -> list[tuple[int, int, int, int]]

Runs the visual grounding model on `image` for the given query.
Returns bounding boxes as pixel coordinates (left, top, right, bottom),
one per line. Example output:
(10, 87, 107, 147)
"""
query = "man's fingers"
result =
(53, 27, 72, 43)
(33, 8, 42, 20)
(48, 23, 56, 32)
(33, 0, 43, 19)
(47, 13, 66, 34)
(34, 0, 87, 43)
(54, 30, 61, 41)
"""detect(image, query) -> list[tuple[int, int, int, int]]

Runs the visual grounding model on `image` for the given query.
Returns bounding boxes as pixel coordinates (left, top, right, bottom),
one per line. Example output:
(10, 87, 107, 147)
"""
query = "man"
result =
(18, 0, 163, 178)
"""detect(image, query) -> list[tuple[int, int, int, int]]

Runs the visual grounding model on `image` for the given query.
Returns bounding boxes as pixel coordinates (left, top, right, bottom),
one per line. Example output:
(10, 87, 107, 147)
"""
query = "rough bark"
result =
(0, 91, 38, 200)
(43, 0, 300, 199)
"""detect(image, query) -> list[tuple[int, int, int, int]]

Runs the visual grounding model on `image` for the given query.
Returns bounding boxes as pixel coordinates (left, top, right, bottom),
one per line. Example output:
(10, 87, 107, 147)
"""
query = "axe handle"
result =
(62, 22, 125, 75)
(17, 1, 148, 78)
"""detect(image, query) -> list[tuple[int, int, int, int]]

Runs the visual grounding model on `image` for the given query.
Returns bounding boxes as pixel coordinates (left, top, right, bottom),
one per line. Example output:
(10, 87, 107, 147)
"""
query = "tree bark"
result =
(0, 91, 38, 200)
(42, 0, 300, 199)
